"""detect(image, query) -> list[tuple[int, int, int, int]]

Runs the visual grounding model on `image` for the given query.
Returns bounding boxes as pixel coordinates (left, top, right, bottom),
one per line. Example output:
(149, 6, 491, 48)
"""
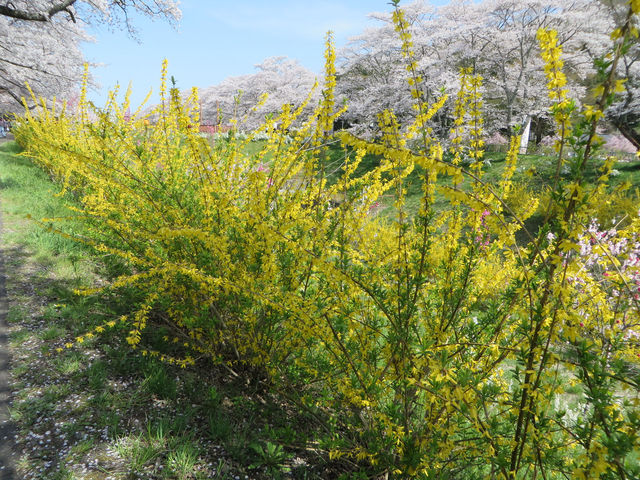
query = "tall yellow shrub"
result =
(14, 4, 640, 478)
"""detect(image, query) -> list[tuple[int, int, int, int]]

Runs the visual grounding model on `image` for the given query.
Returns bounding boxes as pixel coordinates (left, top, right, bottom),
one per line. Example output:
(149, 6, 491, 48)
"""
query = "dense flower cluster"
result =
(571, 219, 640, 350)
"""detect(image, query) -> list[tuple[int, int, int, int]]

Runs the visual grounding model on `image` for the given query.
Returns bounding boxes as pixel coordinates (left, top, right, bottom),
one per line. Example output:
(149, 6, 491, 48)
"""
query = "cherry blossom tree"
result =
(608, 44, 640, 150)
(337, 0, 611, 145)
(0, 0, 180, 112)
(336, 2, 455, 136)
(0, 13, 86, 111)
(444, 0, 606, 135)
(0, 1, 180, 30)
(198, 57, 319, 132)
(597, 0, 640, 150)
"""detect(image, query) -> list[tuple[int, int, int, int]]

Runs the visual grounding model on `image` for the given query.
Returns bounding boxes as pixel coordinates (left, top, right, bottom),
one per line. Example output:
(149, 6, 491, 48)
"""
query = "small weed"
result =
(166, 440, 199, 480)
(54, 351, 84, 375)
(226, 425, 255, 461)
(90, 390, 114, 409)
(104, 344, 143, 376)
(9, 328, 30, 345)
(70, 438, 95, 457)
(95, 409, 121, 435)
(206, 385, 222, 408)
(266, 423, 300, 445)
(49, 466, 74, 480)
(146, 416, 171, 448)
(249, 441, 292, 478)
(8, 405, 23, 423)
(11, 363, 30, 378)
(60, 419, 84, 438)
(210, 459, 232, 479)
(6, 304, 26, 323)
(142, 362, 177, 400)
(208, 409, 232, 442)
(175, 415, 194, 435)
(115, 434, 162, 472)
(86, 360, 108, 391)
(13, 395, 56, 426)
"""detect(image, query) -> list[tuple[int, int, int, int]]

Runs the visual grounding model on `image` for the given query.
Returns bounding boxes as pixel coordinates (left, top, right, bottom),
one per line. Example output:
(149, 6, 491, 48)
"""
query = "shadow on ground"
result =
(0, 209, 17, 480)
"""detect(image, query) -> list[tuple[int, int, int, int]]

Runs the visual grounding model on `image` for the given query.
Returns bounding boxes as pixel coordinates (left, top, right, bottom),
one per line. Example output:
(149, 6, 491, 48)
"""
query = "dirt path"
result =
(0, 139, 18, 479)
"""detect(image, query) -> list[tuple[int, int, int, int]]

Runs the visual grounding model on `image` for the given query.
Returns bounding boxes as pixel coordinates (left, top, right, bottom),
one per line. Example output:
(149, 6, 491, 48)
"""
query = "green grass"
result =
(320, 141, 640, 234)
(6, 304, 26, 324)
(142, 361, 178, 400)
(166, 440, 200, 480)
(114, 433, 164, 472)
(54, 351, 84, 375)
(0, 143, 88, 259)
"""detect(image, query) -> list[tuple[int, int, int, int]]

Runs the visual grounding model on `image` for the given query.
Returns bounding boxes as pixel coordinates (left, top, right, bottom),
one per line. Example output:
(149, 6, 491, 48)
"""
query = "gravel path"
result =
(0, 180, 17, 479)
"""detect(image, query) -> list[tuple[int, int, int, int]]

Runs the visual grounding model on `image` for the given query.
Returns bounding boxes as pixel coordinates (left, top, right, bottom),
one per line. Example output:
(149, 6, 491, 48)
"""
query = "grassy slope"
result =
(322, 142, 640, 229)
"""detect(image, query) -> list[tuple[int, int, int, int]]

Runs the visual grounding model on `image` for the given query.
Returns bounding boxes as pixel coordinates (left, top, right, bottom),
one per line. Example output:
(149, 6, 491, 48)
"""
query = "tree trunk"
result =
(519, 115, 531, 154)
(610, 116, 640, 151)
(533, 115, 544, 144)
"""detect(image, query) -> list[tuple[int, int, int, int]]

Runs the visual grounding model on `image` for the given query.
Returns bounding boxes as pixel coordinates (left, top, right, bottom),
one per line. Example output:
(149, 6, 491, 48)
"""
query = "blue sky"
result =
(82, 0, 445, 107)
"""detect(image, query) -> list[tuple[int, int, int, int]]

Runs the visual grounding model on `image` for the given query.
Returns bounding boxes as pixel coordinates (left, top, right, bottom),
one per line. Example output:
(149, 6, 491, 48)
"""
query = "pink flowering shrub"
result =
(568, 217, 640, 360)
(474, 209, 491, 248)
(199, 124, 232, 136)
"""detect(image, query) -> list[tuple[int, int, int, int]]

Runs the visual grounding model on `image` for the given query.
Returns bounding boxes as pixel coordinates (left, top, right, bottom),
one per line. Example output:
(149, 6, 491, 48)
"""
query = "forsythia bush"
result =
(14, 4, 640, 479)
